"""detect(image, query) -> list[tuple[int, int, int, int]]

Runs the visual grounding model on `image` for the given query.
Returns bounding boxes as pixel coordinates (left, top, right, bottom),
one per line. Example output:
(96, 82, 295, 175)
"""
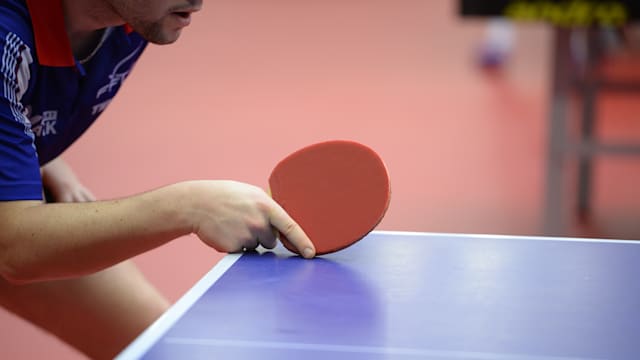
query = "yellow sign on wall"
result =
(504, 0, 628, 27)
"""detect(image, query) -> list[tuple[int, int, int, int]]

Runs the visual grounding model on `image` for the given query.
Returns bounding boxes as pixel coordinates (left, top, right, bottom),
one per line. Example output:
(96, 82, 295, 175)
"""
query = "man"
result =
(0, 1, 316, 358)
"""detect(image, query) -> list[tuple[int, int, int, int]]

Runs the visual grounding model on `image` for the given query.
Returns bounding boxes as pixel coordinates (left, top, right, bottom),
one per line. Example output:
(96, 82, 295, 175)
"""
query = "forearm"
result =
(0, 183, 193, 283)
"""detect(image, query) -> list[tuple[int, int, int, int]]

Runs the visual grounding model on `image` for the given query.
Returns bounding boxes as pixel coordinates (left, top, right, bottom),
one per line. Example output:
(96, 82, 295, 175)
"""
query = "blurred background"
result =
(2, 1, 639, 358)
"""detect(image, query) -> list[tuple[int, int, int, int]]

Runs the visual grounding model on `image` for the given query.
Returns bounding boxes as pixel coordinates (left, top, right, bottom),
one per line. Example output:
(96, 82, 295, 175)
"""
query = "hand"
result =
(40, 157, 95, 203)
(185, 180, 316, 258)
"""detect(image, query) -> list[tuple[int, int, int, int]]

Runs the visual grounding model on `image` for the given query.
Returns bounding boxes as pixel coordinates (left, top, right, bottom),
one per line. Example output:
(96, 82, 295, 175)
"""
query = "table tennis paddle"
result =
(269, 140, 391, 256)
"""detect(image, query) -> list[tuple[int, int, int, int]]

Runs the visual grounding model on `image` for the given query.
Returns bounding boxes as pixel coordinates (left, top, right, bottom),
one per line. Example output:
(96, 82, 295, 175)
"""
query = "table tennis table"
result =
(117, 231, 640, 359)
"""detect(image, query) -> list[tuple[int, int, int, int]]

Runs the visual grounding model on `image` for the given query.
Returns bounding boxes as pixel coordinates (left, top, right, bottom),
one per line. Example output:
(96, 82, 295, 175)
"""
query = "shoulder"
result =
(0, 1, 35, 100)
(0, 0, 37, 86)
(0, 1, 35, 125)
(0, 0, 35, 46)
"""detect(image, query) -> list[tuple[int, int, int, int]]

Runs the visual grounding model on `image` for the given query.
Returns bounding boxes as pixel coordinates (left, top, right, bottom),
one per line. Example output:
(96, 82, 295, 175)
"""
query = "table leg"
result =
(544, 27, 573, 235)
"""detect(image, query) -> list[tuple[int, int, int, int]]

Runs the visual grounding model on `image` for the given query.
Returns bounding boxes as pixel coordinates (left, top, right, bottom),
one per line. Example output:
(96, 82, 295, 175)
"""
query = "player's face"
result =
(106, 0, 203, 44)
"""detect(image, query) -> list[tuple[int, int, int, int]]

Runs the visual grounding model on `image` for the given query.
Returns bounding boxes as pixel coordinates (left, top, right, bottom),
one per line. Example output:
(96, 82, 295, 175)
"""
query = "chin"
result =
(136, 25, 183, 45)
(150, 34, 181, 45)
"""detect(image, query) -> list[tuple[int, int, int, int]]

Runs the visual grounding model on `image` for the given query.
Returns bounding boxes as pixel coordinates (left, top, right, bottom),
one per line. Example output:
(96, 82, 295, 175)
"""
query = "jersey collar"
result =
(24, 0, 135, 67)
(25, 0, 75, 67)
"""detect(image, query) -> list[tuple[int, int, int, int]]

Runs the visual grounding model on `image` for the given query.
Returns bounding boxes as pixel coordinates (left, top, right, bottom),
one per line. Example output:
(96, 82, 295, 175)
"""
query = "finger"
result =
(83, 188, 96, 202)
(75, 187, 95, 202)
(243, 236, 259, 251)
(256, 227, 277, 250)
(71, 191, 87, 203)
(267, 200, 315, 258)
(81, 192, 95, 202)
(71, 191, 84, 203)
(59, 193, 73, 203)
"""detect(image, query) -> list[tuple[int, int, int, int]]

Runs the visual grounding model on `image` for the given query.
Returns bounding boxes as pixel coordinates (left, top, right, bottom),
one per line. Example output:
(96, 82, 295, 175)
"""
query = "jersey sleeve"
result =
(0, 31, 43, 201)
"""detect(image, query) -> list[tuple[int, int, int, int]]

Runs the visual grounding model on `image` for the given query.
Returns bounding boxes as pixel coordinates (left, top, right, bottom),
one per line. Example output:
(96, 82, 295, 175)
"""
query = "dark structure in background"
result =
(460, 0, 640, 235)
(460, 0, 640, 21)
(461, 0, 640, 24)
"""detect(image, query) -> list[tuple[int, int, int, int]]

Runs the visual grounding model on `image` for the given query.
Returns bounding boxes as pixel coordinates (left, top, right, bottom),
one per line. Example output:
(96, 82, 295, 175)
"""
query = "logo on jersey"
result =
(96, 43, 144, 99)
(92, 99, 112, 115)
(29, 109, 58, 137)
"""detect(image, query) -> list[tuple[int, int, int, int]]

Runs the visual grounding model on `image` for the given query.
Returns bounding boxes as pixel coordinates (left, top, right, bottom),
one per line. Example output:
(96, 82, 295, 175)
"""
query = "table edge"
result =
(115, 253, 242, 360)
(374, 230, 640, 244)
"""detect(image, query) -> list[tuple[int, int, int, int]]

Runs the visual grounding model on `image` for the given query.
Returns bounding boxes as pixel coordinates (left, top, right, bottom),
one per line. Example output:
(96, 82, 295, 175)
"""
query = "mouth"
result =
(168, 2, 202, 28)
(171, 3, 203, 16)
(170, 9, 199, 27)
(173, 11, 192, 19)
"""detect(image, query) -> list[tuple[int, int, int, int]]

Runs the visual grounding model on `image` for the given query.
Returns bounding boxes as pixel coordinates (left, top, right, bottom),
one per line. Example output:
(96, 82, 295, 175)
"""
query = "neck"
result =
(61, 0, 125, 58)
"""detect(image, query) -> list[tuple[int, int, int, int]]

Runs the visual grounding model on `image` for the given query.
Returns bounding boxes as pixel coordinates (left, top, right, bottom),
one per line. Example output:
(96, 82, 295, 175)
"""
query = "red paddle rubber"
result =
(269, 140, 391, 255)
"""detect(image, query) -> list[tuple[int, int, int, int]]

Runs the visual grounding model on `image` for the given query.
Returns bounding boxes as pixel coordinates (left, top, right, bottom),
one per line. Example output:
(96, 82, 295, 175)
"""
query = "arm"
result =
(0, 180, 316, 284)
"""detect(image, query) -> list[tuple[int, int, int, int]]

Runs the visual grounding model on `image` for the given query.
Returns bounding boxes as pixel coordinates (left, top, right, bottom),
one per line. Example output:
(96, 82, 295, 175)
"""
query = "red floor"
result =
(1, 1, 638, 358)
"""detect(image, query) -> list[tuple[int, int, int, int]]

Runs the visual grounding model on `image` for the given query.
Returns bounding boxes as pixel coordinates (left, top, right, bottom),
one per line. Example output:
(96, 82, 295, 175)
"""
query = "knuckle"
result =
(222, 242, 243, 253)
(247, 216, 269, 233)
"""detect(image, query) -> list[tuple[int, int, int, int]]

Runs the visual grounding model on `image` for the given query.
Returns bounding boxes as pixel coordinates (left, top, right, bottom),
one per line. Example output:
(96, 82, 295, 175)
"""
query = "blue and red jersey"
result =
(0, 0, 147, 200)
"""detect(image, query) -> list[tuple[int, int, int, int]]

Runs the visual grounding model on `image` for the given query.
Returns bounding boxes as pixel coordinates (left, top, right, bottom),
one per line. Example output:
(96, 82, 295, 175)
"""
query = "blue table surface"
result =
(118, 231, 640, 360)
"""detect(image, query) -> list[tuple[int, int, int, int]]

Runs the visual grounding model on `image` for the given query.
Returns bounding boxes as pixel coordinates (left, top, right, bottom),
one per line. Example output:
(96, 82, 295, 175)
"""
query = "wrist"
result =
(161, 181, 201, 236)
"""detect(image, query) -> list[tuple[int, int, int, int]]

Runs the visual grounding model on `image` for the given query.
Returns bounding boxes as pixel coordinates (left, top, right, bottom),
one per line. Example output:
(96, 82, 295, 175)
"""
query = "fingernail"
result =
(303, 247, 314, 258)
